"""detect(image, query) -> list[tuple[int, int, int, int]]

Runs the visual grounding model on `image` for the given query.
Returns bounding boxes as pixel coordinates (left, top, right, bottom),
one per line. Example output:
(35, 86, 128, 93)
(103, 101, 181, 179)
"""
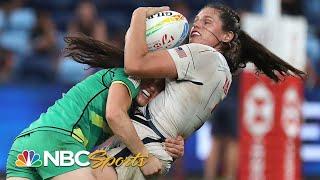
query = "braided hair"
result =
(204, 3, 305, 82)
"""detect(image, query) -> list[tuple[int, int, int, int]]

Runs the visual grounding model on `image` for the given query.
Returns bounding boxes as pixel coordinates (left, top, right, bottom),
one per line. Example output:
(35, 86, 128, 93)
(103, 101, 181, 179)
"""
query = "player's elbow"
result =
(105, 107, 122, 125)
(106, 108, 128, 137)
(124, 55, 147, 76)
(124, 62, 142, 76)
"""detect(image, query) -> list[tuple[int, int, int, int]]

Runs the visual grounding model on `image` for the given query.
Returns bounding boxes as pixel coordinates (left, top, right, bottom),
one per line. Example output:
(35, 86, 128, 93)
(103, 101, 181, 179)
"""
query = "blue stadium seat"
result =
(8, 8, 36, 31)
(0, 30, 30, 55)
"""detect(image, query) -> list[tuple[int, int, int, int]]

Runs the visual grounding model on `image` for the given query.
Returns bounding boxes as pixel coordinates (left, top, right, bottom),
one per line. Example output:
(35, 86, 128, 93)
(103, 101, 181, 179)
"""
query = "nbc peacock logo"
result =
(16, 150, 42, 167)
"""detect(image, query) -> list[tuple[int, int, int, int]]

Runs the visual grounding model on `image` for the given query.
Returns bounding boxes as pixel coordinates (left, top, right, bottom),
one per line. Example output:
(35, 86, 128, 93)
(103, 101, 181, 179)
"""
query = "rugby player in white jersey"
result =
(63, 3, 305, 179)
(109, 3, 304, 179)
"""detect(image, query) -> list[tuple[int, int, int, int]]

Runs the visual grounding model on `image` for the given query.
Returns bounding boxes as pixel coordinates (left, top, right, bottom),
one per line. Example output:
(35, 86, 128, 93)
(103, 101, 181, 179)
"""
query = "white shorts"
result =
(101, 120, 173, 180)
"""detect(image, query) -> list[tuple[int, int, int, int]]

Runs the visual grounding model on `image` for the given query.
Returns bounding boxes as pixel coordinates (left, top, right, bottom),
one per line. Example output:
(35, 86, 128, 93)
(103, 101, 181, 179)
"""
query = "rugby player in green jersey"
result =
(6, 68, 184, 180)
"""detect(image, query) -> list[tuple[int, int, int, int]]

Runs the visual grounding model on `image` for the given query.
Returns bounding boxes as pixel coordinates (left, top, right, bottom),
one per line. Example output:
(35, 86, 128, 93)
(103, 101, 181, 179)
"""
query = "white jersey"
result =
(146, 43, 232, 138)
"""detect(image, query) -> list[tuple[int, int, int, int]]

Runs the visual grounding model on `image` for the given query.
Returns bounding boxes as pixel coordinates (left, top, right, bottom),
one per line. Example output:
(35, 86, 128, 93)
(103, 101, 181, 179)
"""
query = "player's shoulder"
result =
(187, 43, 228, 64)
(186, 43, 215, 50)
(186, 43, 224, 58)
(185, 43, 217, 52)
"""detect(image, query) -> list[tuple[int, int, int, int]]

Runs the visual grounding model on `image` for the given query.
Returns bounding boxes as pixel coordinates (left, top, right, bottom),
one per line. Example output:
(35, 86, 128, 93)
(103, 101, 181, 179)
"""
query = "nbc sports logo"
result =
(16, 150, 42, 167)
(15, 150, 90, 167)
(14, 149, 146, 168)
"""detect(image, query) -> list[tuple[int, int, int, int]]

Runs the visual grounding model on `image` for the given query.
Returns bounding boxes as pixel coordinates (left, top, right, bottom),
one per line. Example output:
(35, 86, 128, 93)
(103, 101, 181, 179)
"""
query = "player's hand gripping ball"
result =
(146, 10, 189, 51)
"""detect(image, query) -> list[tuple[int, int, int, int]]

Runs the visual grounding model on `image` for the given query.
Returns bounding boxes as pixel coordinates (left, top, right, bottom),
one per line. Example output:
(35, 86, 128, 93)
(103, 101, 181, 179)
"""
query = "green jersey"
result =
(19, 68, 140, 150)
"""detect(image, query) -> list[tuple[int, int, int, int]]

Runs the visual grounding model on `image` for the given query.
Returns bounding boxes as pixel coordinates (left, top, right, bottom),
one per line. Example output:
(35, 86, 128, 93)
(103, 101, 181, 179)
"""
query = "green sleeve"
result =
(111, 68, 140, 100)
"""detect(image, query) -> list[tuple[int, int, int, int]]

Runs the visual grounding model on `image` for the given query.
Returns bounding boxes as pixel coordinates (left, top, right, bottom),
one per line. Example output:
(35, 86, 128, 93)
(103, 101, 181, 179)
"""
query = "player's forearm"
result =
(107, 110, 148, 156)
(124, 8, 149, 74)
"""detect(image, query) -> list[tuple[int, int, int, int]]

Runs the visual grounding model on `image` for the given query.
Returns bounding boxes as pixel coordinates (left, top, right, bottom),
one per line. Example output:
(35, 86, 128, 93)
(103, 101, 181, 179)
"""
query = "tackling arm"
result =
(105, 83, 148, 156)
(124, 7, 178, 79)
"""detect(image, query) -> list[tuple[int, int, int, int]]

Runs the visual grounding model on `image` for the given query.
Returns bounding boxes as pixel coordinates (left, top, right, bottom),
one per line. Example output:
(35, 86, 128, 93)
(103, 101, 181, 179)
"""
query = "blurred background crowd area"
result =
(0, 0, 319, 94)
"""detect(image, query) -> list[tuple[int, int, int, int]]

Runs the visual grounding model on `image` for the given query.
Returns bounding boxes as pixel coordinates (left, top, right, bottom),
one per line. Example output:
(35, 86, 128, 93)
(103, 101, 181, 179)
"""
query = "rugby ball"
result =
(146, 11, 189, 51)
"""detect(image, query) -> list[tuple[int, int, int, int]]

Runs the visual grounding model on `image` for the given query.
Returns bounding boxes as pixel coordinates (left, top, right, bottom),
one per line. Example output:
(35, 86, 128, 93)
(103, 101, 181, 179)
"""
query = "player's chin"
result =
(189, 36, 202, 43)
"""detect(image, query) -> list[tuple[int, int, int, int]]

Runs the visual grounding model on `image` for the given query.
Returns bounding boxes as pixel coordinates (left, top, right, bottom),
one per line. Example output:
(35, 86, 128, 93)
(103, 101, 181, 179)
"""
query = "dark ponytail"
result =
(205, 3, 306, 82)
(238, 30, 305, 81)
(63, 33, 124, 68)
